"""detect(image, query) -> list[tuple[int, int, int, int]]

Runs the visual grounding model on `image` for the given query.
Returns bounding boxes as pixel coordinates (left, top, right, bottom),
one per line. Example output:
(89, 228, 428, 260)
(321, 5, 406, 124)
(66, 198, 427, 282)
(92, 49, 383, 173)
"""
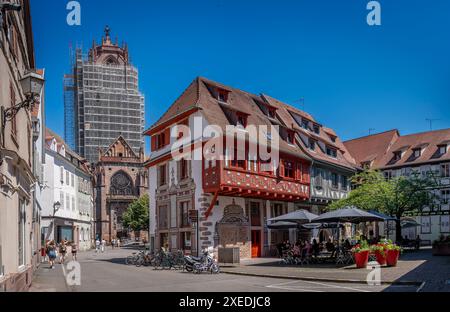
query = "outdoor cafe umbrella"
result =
(313, 206, 385, 224)
(268, 209, 318, 224)
(267, 221, 298, 230)
(312, 207, 385, 249)
(301, 223, 345, 230)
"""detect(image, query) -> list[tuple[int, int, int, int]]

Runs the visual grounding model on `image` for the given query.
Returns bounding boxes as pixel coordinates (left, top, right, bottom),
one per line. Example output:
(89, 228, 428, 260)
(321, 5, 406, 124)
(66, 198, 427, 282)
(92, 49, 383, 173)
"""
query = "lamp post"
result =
(53, 201, 61, 242)
(1, 70, 45, 147)
(0, 2, 22, 30)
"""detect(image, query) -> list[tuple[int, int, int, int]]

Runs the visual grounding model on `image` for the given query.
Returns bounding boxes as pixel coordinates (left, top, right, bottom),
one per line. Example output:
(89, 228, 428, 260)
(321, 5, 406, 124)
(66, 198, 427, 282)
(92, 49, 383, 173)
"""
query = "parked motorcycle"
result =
(189, 251, 220, 274)
(183, 254, 205, 272)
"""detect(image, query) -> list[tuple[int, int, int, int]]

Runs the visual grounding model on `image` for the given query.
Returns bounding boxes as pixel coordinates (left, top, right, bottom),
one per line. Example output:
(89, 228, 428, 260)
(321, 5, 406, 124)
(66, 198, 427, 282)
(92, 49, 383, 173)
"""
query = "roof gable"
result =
(102, 135, 139, 160)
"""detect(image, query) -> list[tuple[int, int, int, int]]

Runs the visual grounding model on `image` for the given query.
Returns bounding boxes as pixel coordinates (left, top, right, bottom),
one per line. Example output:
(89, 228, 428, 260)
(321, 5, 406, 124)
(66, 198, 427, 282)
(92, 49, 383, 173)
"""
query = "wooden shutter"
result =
(164, 128, 171, 146)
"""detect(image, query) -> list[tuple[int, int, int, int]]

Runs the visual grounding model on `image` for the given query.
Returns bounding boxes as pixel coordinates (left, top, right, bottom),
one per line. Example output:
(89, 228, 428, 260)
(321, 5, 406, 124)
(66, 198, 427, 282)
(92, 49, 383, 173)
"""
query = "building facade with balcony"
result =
(0, 0, 39, 292)
(145, 77, 355, 258)
(93, 136, 148, 242)
(41, 129, 94, 251)
(344, 129, 450, 243)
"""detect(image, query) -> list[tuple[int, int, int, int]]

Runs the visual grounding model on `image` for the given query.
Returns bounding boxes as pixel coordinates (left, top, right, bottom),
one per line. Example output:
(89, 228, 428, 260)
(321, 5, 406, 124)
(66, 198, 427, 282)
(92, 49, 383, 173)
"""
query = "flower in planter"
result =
(370, 244, 387, 257)
(352, 240, 370, 254)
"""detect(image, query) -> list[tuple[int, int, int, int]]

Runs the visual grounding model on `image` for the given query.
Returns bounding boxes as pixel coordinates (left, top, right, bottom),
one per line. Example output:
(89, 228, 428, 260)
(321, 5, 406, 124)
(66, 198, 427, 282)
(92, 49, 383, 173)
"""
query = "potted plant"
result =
(385, 241, 401, 267)
(352, 240, 370, 268)
(432, 235, 450, 256)
(370, 244, 387, 266)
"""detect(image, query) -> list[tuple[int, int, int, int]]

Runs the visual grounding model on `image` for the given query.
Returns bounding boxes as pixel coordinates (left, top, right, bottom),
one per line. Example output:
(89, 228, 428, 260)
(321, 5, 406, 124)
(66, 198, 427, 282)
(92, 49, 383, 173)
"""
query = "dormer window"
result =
(286, 131, 295, 145)
(217, 89, 229, 103)
(439, 145, 448, 155)
(236, 112, 248, 128)
(393, 151, 402, 161)
(413, 148, 422, 158)
(308, 138, 316, 151)
(301, 119, 309, 130)
(326, 146, 337, 158)
(268, 108, 276, 119)
(312, 124, 320, 135)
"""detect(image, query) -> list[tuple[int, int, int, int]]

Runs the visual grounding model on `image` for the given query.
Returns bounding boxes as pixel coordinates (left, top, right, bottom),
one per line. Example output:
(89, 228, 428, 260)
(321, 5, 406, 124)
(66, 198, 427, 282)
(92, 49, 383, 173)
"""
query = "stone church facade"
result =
(94, 136, 148, 242)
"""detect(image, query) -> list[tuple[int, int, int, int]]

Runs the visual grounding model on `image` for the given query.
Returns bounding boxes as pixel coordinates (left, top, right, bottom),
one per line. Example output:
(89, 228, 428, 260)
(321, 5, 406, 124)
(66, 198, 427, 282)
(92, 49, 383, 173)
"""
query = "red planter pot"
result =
(354, 251, 370, 268)
(386, 250, 400, 267)
(374, 250, 387, 266)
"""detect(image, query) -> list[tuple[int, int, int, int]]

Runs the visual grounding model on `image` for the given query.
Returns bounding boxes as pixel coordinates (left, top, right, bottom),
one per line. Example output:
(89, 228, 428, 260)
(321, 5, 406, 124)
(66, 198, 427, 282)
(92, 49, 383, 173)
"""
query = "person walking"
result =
(101, 239, 106, 253)
(47, 241, 57, 269)
(71, 242, 78, 261)
(111, 238, 116, 250)
(116, 238, 120, 248)
(95, 239, 100, 253)
(59, 240, 67, 264)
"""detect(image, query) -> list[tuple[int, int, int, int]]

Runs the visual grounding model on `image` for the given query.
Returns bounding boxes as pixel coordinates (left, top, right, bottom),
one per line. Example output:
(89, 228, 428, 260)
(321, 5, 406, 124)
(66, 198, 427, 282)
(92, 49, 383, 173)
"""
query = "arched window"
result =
(104, 56, 118, 65)
(110, 171, 133, 196)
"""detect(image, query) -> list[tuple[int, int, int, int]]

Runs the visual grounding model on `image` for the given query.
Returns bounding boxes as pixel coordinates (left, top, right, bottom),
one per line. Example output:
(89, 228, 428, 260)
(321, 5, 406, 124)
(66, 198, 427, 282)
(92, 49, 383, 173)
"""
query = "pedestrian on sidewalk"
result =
(71, 242, 78, 261)
(95, 239, 100, 253)
(117, 238, 120, 248)
(101, 239, 106, 253)
(59, 240, 67, 264)
(47, 241, 57, 269)
(111, 238, 116, 250)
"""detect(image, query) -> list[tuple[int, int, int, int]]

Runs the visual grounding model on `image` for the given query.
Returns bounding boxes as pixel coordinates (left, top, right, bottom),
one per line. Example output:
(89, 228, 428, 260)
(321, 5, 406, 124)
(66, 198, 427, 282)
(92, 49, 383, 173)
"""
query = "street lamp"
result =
(0, 2, 22, 30)
(1, 70, 45, 147)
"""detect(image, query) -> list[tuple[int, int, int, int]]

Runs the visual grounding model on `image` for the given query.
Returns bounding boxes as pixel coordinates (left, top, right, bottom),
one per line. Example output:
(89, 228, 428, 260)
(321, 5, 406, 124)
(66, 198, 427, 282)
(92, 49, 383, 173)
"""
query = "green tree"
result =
(329, 170, 438, 242)
(123, 194, 149, 232)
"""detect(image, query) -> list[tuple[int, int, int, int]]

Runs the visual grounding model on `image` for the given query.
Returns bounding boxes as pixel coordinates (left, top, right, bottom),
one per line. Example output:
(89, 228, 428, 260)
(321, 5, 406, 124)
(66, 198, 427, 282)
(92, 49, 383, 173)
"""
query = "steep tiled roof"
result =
(261, 94, 357, 170)
(344, 128, 450, 169)
(380, 129, 450, 168)
(147, 77, 357, 170)
(344, 130, 399, 168)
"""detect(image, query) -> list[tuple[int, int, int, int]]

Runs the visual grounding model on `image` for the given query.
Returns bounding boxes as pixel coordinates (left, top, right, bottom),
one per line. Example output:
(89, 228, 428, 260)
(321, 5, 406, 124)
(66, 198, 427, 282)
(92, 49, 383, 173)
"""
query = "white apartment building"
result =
(41, 129, 93, 251)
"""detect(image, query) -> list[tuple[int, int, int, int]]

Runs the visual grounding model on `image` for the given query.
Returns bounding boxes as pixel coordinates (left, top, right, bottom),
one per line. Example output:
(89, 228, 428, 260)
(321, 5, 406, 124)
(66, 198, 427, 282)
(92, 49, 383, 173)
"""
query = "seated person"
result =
(293, 243, 301, 259)
(325, 239, 335, 252)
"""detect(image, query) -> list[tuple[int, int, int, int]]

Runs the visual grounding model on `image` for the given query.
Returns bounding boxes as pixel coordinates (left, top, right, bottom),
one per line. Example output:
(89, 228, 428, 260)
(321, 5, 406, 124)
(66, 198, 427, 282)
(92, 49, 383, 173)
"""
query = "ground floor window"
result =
(160, 233, 169, 250)
(58, 226, 73, 243)
(180, 231, 192, 251)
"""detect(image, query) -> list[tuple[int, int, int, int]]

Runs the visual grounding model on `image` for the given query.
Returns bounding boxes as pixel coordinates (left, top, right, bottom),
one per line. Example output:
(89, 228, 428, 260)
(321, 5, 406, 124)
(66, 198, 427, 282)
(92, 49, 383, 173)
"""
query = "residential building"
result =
(344, 129, 450, 243)
(64, 26, 145, 163)
(260, 96, 357, 215)
(145, 77, 354, 258)
(0, 0, 39, 292)
(93, 135, 148, 242)
(41, 129, 93, 251)
(31, 68, 46, 271)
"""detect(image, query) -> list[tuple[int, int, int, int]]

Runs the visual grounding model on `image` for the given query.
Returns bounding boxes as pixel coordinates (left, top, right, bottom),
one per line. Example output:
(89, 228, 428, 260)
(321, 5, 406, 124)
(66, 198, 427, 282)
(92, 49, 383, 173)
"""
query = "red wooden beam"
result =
(205, 190, 220, 220)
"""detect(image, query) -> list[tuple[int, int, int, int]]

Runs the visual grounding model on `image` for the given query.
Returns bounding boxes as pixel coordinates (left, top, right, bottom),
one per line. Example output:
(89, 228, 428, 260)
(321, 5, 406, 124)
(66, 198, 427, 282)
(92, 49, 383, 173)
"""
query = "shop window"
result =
(179, 201, 191, 228)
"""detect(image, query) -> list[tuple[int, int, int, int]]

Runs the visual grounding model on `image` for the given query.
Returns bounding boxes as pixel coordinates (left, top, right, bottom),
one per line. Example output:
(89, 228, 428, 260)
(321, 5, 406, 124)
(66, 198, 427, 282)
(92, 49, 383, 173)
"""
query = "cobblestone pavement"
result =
(29, 247, 447, 292)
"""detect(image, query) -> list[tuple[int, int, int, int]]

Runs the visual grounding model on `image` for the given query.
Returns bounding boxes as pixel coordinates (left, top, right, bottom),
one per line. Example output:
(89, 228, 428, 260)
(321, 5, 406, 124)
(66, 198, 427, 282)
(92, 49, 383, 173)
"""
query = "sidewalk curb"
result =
(221, 270, 423, 286)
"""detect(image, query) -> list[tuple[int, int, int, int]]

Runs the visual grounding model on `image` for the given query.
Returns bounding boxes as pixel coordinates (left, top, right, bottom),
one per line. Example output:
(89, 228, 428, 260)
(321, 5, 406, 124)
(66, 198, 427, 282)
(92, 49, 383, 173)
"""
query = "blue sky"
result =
(31, 0, 450, 153)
